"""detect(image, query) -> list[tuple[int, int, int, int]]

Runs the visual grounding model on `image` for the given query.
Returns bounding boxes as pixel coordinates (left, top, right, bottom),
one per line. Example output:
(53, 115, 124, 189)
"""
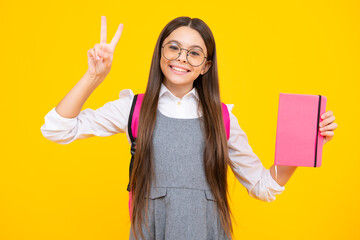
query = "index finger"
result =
(110, 23, 124, 49)
(100, 16, 107, 44)
(321, 110, 333, 119)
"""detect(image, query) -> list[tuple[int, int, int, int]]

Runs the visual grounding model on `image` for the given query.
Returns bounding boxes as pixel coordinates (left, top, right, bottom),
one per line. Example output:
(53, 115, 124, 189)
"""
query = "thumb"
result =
(99, 49, 111, 60)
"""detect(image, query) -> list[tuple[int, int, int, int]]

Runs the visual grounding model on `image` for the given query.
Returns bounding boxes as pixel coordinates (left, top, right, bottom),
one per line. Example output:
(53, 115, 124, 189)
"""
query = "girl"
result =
(40, 16, 337, 240)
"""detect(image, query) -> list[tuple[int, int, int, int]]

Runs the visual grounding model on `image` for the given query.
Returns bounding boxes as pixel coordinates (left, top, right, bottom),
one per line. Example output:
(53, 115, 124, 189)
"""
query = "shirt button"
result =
(177, 101, 181, 105)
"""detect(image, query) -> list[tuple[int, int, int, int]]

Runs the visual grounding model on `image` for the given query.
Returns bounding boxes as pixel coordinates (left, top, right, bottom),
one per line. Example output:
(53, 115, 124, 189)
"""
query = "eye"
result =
(169, 45, 179, 51)
(189, 50, 200, 56)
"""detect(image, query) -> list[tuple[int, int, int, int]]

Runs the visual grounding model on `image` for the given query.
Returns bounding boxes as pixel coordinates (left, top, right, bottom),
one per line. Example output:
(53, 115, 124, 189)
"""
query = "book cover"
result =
(274, 93, 327, 167)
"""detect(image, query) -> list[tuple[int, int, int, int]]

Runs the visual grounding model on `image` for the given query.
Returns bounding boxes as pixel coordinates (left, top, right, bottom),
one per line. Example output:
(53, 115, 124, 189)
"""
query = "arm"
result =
(55, 70, 105, 118)
(40, 16, 129, 144)
(56, 16, 124, 118)
(226, 104, 285, 202)
(269, 165, 297, 187)
(40, 89, 134, 144)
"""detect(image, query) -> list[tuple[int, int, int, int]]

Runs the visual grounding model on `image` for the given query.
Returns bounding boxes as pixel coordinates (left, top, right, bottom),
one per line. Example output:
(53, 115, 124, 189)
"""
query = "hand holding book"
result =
(271, 94, 337, 185)
(319, 110, 337, 144)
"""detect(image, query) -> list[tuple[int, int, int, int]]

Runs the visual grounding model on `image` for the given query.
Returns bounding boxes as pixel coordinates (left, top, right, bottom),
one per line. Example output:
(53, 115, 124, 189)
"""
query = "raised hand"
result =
(87, 16, 123, 78)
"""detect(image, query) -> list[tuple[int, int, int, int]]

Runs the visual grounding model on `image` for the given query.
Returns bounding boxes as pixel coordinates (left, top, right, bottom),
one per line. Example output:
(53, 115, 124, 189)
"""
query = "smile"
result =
(169, 65, 191, 75)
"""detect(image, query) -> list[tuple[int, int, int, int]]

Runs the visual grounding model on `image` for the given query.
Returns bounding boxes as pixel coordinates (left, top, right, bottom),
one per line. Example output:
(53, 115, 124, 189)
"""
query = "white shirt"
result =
(40, 83, 285, 202)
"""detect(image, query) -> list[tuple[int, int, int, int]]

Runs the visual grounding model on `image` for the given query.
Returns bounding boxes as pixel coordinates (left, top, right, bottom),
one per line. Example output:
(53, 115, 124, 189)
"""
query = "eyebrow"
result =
(168, 40, 204, 51)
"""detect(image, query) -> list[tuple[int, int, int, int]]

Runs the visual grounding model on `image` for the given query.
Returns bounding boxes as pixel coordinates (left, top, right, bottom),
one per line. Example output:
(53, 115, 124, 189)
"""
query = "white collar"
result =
(159, 82, 199, 101)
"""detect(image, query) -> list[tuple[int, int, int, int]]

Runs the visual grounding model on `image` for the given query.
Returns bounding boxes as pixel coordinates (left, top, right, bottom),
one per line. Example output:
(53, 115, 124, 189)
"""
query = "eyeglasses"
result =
(161, 42, 207, 67)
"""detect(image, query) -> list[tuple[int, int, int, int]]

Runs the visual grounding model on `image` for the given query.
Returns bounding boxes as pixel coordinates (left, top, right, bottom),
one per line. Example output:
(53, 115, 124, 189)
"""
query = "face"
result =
(160, 26, 212, 93)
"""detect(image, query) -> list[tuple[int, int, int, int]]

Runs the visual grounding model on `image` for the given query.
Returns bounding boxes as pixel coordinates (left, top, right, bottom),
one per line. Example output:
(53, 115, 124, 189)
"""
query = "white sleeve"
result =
(226, 104, 285, 202)
(40, 89, 134, 144)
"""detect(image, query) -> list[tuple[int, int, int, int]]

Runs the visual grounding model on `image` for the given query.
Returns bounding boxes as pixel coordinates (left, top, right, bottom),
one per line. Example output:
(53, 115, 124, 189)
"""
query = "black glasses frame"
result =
(161, 42, 207, 67)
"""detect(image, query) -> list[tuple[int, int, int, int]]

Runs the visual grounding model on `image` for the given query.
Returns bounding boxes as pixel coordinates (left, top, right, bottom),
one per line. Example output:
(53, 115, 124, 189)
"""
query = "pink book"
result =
(274, 93, 327, 167)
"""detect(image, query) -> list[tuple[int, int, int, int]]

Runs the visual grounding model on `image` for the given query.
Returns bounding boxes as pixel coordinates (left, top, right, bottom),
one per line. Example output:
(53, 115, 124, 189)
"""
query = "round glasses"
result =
(161, 42, 207, 67)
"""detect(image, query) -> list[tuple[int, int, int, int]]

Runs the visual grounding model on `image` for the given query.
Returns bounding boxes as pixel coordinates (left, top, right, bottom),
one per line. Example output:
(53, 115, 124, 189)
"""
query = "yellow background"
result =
(1, 0, 358, 239)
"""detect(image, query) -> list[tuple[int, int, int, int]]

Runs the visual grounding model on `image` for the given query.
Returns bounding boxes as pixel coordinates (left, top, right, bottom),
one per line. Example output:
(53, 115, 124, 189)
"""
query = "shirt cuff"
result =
(248, 168, 285, 202)
(265, 168, 286, 192)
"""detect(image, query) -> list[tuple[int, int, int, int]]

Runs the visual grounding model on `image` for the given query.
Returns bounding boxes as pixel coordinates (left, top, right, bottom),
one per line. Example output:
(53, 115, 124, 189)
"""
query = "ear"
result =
(201, 60, 212, 75)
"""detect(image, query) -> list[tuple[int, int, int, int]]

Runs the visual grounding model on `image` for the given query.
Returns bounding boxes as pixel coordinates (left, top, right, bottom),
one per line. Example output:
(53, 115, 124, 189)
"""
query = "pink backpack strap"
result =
(221, 102, 230, 140)
(128, 93, 144, 220)
(130, 93, 144, 139)
(127, 93, 144, 191)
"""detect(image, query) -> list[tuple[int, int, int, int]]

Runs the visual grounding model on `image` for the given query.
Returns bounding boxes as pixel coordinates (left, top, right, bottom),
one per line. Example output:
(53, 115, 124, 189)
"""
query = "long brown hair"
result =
(129, 16, 242, 240)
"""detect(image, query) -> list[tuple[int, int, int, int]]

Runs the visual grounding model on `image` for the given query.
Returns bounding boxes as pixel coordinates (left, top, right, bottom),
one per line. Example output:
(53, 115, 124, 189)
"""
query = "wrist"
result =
(85, 69, 106, 86)
(80, 70, 106, 93)
(85, 69, 106, 80)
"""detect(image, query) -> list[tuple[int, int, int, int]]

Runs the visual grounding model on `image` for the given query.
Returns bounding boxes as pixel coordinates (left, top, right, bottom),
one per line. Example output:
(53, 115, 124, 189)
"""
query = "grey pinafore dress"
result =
(129, 109, 230, 240)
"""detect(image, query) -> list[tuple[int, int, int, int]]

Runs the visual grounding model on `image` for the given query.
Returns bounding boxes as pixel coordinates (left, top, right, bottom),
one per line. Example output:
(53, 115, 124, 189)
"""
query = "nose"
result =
(177, 49, 188, 63)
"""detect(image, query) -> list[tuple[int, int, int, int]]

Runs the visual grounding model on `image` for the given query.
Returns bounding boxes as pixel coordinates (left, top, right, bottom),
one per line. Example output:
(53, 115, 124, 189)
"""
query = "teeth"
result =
(172, 66, 188, 72)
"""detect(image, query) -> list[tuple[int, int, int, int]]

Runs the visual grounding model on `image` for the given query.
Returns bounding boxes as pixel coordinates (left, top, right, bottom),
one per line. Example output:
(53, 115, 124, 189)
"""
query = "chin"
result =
(167, 79, 192, 86)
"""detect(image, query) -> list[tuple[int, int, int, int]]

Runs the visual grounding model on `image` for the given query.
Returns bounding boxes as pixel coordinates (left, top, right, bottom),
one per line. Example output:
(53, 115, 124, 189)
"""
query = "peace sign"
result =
(87, 16, 124, 78)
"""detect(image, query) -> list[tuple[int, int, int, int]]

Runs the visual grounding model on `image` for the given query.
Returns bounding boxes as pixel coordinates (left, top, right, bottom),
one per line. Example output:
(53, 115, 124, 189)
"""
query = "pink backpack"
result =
(127, 93, 230, 219)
